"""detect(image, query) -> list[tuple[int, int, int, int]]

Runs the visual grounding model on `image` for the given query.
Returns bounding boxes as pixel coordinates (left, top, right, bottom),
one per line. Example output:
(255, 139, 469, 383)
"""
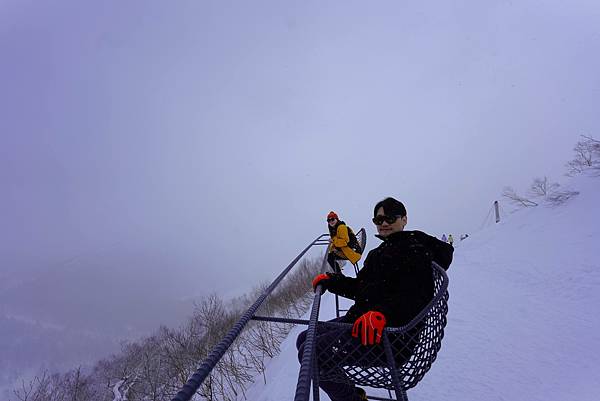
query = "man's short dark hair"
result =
(373, 197, 407, 217)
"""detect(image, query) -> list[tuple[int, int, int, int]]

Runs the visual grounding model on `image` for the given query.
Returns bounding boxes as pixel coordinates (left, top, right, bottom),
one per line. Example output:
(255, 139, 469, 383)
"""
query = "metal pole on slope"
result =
(494, 200, 500, 223)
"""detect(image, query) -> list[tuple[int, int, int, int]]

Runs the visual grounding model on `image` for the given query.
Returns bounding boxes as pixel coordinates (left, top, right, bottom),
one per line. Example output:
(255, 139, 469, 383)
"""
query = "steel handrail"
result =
(171, 233, 330, 401)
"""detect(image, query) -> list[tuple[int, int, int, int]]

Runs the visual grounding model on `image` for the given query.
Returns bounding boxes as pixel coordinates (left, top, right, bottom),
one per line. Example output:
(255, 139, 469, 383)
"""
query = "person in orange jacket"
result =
(326, 211, 362, 273)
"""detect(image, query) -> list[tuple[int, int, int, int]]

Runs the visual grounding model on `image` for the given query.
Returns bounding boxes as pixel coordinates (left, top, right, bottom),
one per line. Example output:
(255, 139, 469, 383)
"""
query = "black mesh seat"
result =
(315, 262, 449, 393)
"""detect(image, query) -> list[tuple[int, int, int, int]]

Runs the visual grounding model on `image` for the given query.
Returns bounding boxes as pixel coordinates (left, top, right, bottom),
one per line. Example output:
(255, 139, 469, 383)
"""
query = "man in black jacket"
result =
(296, 197, 453, 401)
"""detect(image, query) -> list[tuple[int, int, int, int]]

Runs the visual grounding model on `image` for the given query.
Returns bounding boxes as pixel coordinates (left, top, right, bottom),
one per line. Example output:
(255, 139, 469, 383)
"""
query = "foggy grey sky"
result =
(2, 0, 600, 298)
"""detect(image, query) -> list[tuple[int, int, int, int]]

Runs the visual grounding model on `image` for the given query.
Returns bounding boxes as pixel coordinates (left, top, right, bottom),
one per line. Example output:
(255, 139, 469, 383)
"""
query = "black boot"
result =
(356, 387, 368, 400)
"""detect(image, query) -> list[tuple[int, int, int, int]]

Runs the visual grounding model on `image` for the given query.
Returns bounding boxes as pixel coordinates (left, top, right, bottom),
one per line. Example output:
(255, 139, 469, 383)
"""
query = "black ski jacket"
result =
(325, 230, 453, 327)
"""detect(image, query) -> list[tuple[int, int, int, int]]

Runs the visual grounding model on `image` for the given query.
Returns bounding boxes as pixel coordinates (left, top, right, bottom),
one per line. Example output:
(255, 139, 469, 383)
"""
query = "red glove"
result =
(352, 311, 387, 345)
(312, 273, 330, 291)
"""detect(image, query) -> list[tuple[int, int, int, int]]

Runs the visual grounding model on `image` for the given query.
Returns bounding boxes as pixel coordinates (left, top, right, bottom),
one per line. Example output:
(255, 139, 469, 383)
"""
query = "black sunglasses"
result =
(372, 215, 403, 225)
(327, 218, 337, 222)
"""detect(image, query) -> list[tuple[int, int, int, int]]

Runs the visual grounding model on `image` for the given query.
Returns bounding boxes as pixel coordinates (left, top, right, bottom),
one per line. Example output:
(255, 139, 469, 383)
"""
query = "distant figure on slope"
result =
(298, 198, 454, 401)
(441, 233, 447, 243)
(448, 234, 454, 246)
(326, 211, 362, 273)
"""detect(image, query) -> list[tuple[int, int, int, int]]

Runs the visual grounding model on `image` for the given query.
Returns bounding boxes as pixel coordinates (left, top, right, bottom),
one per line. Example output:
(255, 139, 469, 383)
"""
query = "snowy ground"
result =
(241, 175, 600, 401)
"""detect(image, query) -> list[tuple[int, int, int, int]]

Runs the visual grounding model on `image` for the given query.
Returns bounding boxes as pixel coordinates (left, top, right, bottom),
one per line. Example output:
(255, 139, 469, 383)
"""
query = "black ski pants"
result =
(296, 316, 365, 401)
(327, 252, 345, 273)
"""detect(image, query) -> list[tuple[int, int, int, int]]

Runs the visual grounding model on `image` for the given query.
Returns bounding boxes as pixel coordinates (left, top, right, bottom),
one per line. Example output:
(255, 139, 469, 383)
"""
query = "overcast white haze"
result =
(1, 0, 600, 391)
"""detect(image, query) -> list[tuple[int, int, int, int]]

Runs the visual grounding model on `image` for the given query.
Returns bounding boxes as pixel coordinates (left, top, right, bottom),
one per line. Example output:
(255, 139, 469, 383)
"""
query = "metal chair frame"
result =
(310, 262, 449, 401)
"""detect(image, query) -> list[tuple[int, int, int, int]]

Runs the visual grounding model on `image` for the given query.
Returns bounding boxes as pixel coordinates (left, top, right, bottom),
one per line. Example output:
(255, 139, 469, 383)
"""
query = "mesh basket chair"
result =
(314, 262, 449, 401)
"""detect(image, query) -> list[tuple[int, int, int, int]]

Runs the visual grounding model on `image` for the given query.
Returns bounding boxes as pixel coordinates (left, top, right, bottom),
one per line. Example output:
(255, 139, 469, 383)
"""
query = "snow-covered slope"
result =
(242, 175, 600, 401)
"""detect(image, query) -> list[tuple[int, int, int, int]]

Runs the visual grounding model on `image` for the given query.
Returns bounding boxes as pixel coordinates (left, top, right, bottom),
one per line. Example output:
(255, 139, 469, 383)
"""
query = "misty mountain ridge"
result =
(0, 243, 214, 393)
(0, 245, 198, 332)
